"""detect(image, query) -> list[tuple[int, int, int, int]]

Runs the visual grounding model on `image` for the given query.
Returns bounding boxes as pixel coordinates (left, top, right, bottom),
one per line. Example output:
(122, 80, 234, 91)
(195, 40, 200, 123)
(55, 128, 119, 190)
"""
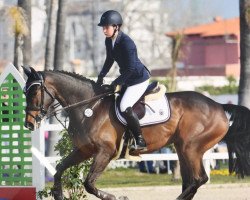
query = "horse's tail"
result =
(222, 103, 250, 178)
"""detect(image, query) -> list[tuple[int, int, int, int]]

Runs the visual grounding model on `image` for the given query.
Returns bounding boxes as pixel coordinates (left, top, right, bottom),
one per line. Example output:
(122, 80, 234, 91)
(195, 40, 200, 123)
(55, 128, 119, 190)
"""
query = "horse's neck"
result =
(45, 72, 96, 107)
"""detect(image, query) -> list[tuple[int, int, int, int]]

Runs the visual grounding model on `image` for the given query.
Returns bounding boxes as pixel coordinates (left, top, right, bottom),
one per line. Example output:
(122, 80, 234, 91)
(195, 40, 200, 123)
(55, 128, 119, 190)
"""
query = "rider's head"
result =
(98, 10, 123, 38)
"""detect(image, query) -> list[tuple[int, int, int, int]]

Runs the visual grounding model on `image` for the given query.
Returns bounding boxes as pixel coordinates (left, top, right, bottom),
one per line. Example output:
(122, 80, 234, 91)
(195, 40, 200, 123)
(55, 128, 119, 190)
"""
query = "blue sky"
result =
(164, 0, 239, 30)
(209, 0, 239, 19)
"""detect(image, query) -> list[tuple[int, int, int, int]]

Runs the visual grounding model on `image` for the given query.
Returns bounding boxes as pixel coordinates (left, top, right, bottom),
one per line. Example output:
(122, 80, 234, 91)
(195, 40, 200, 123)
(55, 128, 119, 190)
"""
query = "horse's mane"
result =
(54, 70, 95, 84)
(46, 70, 96, 85)
(44, 70, 109, 94)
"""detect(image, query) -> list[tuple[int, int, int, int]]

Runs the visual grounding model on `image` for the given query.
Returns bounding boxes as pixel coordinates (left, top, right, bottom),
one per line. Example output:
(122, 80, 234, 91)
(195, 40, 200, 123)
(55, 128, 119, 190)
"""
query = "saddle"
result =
(116, 81, 165, 119)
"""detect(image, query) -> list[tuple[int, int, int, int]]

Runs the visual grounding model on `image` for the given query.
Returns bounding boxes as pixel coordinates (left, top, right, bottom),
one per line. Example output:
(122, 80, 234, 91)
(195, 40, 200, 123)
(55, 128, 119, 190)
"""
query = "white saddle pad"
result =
(115, 95, 170, 126)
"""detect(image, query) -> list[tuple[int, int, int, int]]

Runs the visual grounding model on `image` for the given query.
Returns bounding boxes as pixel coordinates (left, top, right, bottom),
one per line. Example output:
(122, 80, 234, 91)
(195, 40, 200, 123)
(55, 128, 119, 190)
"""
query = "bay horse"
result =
(23, 67, 250, 200)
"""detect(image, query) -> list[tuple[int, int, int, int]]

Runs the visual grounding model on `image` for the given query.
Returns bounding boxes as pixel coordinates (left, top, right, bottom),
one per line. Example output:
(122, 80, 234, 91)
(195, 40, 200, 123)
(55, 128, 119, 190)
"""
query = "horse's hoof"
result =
(118, 196, 129, 200)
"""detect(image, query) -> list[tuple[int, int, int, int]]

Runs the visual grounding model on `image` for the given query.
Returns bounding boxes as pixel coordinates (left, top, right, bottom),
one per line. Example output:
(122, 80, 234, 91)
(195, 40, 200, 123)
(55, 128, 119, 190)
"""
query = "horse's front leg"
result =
(52, 148, 90, 200)
(84, 149, 127, 200)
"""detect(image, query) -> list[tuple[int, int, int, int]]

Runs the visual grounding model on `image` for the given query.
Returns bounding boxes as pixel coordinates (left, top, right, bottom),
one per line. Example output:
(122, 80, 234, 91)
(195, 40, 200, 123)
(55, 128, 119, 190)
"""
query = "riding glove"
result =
(111, 80, 116, 86)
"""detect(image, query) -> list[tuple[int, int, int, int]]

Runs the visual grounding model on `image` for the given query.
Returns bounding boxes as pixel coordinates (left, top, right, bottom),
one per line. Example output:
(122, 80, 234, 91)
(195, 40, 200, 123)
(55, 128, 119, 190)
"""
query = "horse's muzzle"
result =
(25, 121, 35, 131)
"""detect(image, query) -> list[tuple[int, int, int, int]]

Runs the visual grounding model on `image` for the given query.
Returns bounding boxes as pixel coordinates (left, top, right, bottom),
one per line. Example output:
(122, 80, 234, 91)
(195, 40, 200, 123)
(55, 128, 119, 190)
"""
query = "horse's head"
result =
(23, 66, 55, 130)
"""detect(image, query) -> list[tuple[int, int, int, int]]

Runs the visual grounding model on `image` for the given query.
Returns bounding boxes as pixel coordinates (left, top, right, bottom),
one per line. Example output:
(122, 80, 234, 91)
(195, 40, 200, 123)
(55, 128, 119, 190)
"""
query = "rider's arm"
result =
(99, 40, 114, 78)
(112, 39, 136, 85)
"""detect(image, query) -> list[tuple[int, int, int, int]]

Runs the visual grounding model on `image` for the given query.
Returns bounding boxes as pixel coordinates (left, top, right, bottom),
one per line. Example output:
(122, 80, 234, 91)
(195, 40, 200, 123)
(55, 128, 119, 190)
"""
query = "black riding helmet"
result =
(98, 10, 123, 27)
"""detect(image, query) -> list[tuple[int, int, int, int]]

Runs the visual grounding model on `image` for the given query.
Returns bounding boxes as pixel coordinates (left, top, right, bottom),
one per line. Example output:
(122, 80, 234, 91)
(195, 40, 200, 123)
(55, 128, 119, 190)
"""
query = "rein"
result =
(47, 90, 115, 131)
(46, 90, 115, 118)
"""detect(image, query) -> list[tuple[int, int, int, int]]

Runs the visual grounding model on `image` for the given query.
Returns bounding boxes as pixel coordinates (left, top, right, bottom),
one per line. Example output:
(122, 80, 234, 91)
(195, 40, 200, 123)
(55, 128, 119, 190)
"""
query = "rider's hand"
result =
(110, 81, 116, 91)
(96, 75, 104, 86)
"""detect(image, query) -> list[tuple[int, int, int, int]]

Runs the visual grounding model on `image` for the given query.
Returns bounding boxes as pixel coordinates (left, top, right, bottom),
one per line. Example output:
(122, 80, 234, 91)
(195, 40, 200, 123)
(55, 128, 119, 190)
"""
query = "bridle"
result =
(24, 78, 55, 123)
(24, 75, 115, 125)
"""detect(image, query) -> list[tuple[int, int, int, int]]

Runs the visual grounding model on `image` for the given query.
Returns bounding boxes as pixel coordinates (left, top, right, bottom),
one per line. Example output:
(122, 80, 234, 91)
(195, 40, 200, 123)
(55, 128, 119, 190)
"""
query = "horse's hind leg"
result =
(84, 149, 124, 200)
(176, 147, 208, 200)
(53, 148, 90, 200)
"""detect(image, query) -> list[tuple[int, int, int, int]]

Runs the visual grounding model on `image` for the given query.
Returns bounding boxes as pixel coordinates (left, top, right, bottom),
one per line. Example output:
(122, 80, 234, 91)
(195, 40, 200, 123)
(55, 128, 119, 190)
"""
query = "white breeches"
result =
(120, 79, 149, 112)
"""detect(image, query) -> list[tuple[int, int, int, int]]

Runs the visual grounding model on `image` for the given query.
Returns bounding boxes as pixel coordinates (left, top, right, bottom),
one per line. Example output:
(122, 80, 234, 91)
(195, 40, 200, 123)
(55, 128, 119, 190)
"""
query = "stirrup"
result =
(130, 138, 147, 151)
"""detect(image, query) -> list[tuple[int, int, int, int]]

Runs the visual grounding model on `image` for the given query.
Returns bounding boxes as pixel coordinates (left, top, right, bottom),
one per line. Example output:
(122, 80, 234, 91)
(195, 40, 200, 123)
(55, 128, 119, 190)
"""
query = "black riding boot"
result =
(123, 107, 147, 150)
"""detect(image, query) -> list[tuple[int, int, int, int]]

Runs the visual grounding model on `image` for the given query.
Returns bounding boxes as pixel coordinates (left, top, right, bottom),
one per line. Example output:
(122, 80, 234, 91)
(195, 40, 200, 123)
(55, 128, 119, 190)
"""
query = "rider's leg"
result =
(123, 106, 147, 149)
(120, 79, 149, 150)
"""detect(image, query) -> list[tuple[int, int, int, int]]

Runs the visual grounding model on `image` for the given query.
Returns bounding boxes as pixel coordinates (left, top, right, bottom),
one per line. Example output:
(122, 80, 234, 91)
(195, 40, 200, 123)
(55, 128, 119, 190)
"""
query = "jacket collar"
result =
(112, 31, 122, 50)
(114, 31, 122, 44)
(106, 31, 123, 50)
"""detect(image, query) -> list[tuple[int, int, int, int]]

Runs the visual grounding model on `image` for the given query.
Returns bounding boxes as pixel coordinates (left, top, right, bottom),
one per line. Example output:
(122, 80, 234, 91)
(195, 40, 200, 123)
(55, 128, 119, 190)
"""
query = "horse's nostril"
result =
(25, 122, 34, 131)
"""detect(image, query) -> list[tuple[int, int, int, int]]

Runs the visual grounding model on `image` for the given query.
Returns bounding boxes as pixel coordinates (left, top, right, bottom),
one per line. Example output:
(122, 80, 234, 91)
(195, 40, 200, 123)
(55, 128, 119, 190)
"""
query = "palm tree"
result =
(238, 0, 250, 108)
(8, 6, 29, 70)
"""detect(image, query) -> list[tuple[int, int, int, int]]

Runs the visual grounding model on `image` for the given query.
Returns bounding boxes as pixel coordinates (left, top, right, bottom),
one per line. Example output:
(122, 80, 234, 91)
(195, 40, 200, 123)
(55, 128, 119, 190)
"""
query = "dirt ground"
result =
(87, 183, 250, 200)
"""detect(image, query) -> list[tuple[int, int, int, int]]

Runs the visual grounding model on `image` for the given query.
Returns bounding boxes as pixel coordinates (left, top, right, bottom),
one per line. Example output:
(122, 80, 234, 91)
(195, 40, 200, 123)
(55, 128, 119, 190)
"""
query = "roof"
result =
(166, 17, 239, 38)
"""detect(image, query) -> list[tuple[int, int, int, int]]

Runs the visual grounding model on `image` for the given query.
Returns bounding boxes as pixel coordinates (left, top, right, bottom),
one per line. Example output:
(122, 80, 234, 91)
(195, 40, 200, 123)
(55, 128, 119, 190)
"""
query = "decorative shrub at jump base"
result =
(38, 130, 92, 200)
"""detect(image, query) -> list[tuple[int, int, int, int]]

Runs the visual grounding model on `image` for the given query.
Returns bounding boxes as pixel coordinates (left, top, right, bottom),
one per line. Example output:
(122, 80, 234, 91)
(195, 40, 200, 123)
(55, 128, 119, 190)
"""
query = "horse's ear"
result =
(22, 66, 41, 80)
(22, 65, 32, 77)
(30, 67, 41, 80)
(30, 67, 37, 75)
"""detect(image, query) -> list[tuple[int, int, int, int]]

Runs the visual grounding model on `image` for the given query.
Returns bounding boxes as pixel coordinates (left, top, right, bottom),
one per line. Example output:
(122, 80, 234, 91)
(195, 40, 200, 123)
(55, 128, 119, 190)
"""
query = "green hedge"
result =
(195, 76, 238, 95)
(151, 76, 238, 95)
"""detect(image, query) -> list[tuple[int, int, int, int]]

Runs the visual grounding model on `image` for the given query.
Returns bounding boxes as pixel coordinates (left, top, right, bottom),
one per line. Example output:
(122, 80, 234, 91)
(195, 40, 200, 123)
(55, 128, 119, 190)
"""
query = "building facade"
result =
(161, 17, 240, 77)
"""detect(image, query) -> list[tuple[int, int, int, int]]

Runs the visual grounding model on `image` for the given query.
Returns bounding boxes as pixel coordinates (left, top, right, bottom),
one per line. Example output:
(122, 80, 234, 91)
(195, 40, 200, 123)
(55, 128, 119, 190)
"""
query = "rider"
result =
(96, 10, 150, 150)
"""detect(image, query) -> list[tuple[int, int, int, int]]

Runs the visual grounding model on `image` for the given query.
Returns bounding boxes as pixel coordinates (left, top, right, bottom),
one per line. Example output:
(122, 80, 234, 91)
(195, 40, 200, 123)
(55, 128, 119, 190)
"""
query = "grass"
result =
(95, 167, 250, 188)
(96, 168, 181, 188)
(210, 173, 250, 184)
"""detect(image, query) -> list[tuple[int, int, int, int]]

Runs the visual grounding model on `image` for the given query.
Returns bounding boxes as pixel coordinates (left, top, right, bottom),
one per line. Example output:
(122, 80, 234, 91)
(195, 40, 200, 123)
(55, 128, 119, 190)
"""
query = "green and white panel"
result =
(0, 64, 32, 186)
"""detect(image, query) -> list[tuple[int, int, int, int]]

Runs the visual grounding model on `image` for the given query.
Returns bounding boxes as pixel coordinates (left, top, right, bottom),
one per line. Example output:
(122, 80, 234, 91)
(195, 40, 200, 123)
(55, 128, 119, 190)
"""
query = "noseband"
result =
(24, 77, 55, 123)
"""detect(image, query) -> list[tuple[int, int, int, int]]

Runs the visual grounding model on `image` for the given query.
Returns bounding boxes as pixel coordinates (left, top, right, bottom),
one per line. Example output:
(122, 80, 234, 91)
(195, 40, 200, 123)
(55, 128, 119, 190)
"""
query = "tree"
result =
(169, 33, 184, 92)
(238, 0, 250, 108)
(38, 130, 90, 200)
(46, 0, 70, 182)
(45, 0, 58, 70)
(90, 0, 100, 74)
(18, 0, 32, 67)
(54, 0, 67, 71)
(44, 0, 59, 175)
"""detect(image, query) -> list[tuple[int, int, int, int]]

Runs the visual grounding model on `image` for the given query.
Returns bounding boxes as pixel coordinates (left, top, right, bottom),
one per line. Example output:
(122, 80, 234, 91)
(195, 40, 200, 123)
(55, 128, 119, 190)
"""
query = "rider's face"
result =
(102, 25, 115, 38)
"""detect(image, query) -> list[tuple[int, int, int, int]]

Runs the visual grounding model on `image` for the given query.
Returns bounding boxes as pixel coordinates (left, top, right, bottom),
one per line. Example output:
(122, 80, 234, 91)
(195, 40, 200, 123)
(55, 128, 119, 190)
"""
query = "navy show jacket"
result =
(99, 31, 150, 86)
